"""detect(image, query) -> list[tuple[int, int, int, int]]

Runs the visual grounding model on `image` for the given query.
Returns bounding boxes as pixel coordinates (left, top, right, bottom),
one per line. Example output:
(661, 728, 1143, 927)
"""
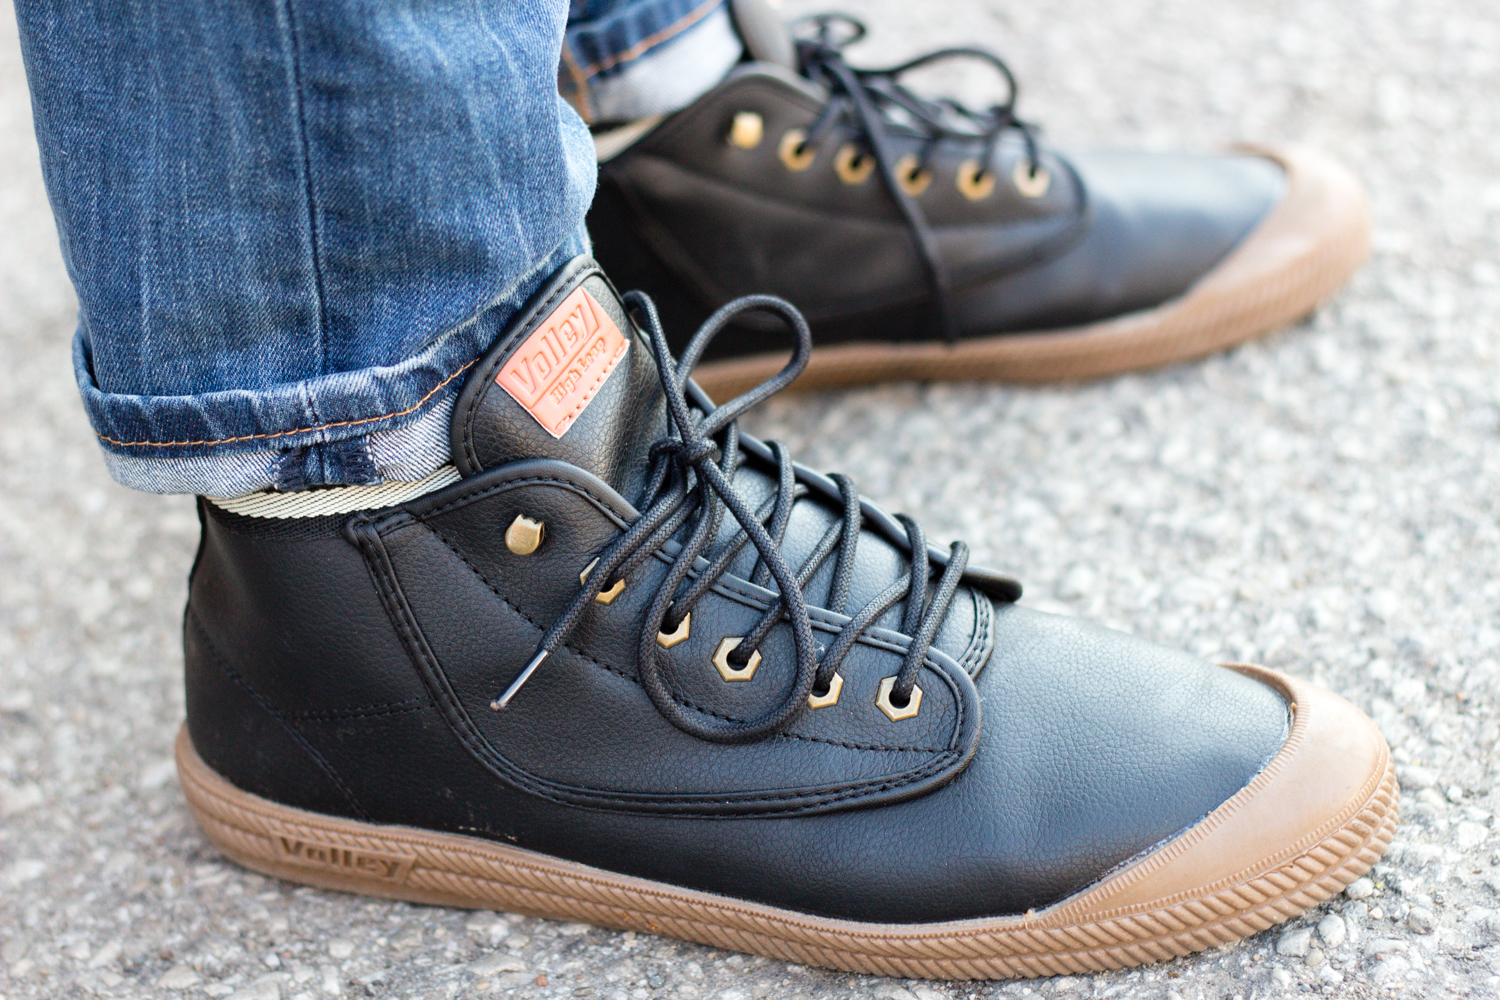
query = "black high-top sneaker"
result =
(178, 257, 1396, 979)
(587, 3, 1371, 398)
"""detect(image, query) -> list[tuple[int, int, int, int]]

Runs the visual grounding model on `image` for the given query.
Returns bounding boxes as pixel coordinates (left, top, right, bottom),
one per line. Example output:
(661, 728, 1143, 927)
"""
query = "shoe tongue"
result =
(449, 256, 667, 502)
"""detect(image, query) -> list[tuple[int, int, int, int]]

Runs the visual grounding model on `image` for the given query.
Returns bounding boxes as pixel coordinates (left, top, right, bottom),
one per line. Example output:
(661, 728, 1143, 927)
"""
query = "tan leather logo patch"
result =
(275, 836, 414, 883)
(496, 287, 629, 438)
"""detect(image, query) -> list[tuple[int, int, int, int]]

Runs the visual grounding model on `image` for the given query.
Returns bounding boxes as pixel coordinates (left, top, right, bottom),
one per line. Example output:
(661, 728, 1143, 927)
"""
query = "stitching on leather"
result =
(421, 518, 948, 754)
(353, 520, 536, 805)
(569, 0, 722, 81)
(96, 361, 474, 449)
(957, 590, 992, 675)
(284, 697, 427, 721)
(362, 519, 969, 811)
(782, 732, 943, 755)
(411, 474, 619, 524)
(563, 642, 944, 755)
(412, 471, 774, 615)
(411, 474, 784, 616)
(421, 523, 550, 634)
(186, 609, 370, 819)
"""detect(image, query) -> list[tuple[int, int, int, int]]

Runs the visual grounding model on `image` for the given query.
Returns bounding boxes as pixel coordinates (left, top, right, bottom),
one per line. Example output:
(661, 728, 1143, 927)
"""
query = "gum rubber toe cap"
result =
(1041, 663, 1397, 936)
(173, 658, 1397, 979)
(955, 148, 1287, 332)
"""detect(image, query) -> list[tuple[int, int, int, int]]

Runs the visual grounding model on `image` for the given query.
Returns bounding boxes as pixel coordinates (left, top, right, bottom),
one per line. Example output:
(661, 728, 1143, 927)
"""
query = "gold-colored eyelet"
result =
(778, 129, 817, 172)
(579, 558, 626, 605)
(875, 676, 922, 721)
(833, 144, 874, 185)
(504, 514, 545, 556)
(894, 155, 933, 197)
(712, 637, 761, 682)
(657, 612, 691, 649)
(807, 672, 844, 709)
(956, 160, 995, 201)
(1012, 160, 1051, 198)
(728, 111, 764, 150)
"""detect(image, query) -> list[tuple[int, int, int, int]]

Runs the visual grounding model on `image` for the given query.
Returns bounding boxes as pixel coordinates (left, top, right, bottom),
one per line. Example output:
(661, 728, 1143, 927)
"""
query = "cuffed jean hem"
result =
(561, 0, 742, 124)
(81, 228, 591, 497)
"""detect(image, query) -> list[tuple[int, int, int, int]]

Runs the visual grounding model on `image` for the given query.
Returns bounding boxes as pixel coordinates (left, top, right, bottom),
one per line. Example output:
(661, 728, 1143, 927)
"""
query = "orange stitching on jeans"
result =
(572, 0, 722, 82)
(559, 46, 596, 124)
(94, 359, 475, 450)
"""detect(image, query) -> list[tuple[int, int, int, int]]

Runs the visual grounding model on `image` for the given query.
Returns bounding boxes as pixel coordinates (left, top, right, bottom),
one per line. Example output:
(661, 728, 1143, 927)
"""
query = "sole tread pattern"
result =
(178, 725, 1397, 980)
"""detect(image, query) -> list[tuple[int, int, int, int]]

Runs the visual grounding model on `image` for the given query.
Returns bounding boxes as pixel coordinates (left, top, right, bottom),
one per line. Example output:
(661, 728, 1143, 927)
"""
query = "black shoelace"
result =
(493, 292, 969, 745)
(790, 14, 1048, 343)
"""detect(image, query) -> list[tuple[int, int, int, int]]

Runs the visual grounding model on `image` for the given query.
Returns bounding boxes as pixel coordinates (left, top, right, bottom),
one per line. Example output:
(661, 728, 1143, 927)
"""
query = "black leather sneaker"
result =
(587, 9, 1371, 398)
(178, 257, 1396, 979)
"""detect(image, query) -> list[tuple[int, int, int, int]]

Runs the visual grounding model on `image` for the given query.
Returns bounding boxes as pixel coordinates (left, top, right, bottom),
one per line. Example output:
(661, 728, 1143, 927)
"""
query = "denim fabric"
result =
(16, 0, 596, 495)
(560, 0, 742, 125)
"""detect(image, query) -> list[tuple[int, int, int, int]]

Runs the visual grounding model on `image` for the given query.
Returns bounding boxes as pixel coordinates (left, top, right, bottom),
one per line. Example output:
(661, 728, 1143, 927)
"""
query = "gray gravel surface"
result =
(2, 0, 1498, 997)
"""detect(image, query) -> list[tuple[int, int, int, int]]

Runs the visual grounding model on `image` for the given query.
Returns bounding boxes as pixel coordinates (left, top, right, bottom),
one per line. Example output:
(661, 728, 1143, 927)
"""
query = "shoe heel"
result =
(176, 724, 480, 909)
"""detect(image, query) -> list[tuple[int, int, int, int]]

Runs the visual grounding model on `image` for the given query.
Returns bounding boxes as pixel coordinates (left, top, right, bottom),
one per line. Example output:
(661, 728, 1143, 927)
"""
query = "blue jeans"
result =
(14, 0, 739, 496)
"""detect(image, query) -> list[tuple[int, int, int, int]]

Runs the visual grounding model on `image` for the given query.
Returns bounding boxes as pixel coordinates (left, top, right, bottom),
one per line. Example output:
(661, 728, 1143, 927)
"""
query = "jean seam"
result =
(570, 0, 722, 82)
(279, 0, 330, 379)
(94, 357, 474, 449)
(559, 45, 595, 123)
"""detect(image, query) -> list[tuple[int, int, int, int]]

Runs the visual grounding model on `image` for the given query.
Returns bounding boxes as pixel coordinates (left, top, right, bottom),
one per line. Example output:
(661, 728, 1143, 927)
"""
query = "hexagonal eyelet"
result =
(956, 159, 995, 201)
(806, 672, 844, 709)
(712, 637, 761, 682)
(894, 154, 933, 197)
(504, 514, 545, 555)
(657, 612, 691, 649)
(1012, 160, 1051, 198)
(728, 111, 764, 150)
(778, 129, 817, 172)
(579, 558, 625, 605)
(875, 675, 922, 721)
(833, 144, 874, 185)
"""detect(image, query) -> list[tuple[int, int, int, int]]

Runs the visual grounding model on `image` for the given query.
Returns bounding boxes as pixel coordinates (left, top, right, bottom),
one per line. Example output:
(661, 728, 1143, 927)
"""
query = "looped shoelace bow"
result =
(790, 13, 1048, 343)
(493, 292, 969, 745)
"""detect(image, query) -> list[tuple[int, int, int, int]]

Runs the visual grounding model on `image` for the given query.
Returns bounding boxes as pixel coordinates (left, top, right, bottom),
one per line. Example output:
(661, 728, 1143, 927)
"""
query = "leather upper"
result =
(948, 149, 1284, 334)
(589, 64, 1284, 351)
(185, 258, 1292, 922)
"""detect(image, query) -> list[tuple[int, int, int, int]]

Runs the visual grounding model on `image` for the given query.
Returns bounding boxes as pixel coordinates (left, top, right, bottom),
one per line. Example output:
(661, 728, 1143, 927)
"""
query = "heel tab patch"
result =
(495, 286, 629, 439)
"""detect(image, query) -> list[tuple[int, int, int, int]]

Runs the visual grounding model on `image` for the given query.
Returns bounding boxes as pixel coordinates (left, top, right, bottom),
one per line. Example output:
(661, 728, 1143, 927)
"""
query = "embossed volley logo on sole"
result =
(497, 286, 629, 438)
(275, 836, 415, 883)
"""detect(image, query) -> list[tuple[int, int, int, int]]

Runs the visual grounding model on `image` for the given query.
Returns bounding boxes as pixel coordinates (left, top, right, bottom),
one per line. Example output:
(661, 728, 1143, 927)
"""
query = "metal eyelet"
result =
(875, 676, 922, 721)
(894, 154, 933, 197)
(728, 111, 764, 150)
(657, 612, 691, 649)
(504, 515, 545, 555)
(833, 144, 874, 185)
(778, 129, 817, 172)
(1012, 160, 1051, 198)
(956, 159, 995, 201)
(712, 637, 761, 681)
(806, 672, 844, 709)
(579, 558, 626, 605)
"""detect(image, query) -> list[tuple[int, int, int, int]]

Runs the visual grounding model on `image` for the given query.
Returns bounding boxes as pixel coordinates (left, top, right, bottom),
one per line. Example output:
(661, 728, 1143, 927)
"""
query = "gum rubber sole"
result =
(689, 145, 1372, 399)
(175, 666, 1398, 980)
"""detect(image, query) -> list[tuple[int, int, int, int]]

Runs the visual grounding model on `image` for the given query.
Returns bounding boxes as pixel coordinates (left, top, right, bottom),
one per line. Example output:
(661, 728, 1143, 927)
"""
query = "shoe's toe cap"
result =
(1043, 664, 1398, 939)
(1068, 147, 1287, 298)
(960, 147, 1286, 332)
